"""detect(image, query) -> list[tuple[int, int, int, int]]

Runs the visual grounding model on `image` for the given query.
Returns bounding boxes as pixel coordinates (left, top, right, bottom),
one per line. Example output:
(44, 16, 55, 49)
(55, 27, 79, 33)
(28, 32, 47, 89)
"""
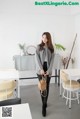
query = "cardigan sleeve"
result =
(47, 52, 54, 75)
(35, 45, 43, 70)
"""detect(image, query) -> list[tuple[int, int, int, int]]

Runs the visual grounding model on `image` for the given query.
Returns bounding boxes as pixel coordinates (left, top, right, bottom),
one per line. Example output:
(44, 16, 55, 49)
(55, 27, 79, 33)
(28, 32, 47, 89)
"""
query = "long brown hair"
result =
(39, 32, 54, 53)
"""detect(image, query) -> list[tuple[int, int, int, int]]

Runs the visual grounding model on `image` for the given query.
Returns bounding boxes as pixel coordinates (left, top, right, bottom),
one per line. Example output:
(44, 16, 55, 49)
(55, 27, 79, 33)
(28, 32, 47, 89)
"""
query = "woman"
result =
(35, 32, 54, 117)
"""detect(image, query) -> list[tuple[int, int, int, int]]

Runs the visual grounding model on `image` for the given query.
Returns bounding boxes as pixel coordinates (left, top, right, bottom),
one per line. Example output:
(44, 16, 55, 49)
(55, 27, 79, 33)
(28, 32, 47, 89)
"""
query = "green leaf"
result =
(18, 43, 25, 50)
(55, 43, 66, 51)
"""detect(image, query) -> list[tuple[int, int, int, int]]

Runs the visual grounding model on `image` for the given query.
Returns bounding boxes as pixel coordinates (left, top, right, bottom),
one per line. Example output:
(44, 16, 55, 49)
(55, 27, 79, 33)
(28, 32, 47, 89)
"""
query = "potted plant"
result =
(18, 43, 27, 55)
(55, 43, 75, 68)
(55, 43, 66, 51)
(55, 43, 68, 68)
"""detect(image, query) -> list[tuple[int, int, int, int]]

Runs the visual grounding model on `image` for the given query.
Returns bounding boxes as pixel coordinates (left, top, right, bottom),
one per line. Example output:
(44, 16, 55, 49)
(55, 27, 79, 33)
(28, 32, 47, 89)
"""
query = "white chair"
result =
(60, 70, 80, 108)
(0, 80, 16, 101)
(0, 69, 20, 98)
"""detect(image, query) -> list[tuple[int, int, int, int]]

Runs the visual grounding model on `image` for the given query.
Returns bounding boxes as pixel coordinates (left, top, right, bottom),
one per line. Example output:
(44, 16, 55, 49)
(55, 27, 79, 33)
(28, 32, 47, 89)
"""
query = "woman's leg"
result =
(37, 75, 50, 105)
(37, 74, 51, 103)
(37, 74, 44, 104)
(43, 62, 51, 105)
(37, 74, 46, 116)
(46, 75, 51, 103)
(37, 62, 51, 116)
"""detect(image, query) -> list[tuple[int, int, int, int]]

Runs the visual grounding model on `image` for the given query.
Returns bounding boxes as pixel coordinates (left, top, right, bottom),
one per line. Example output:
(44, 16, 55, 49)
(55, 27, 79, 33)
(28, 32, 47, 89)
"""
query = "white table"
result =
(13, 54, 62, 70)
(13, 55, 36, 70)
(0, 69, 20, 98)
(60, 69, 80, 95)
(0, 103, 32, 119)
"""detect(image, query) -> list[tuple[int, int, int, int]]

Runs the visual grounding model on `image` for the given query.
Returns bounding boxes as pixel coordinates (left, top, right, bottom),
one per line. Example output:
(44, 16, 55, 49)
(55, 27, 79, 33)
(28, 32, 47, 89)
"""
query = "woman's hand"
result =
(44, 71, 49, 76)
(40, 69, 45, 75)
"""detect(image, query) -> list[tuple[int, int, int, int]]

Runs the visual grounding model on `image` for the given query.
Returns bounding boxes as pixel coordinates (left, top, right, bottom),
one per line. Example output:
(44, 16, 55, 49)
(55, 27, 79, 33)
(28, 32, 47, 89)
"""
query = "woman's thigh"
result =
(46, 75, 51, 86)
(37, 74, 51, 84)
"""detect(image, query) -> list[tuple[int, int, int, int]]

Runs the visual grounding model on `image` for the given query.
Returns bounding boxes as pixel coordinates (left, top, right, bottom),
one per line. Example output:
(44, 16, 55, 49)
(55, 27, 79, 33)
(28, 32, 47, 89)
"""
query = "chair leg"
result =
(69, 91, 71, 109)
(14, 90, 17, 98)
(66, 90, 68, 105)
(60, 84, 62, 96)
(62, 89, 65, 98)
(60, 79, 62, 96)
(77, 92, 79, 104)
(72, 92, 75, 98)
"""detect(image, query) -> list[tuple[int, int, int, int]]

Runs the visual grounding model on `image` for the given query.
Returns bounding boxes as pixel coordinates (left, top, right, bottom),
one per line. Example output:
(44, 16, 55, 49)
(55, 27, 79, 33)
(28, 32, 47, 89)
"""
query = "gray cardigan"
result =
(35, 45, 54, 76)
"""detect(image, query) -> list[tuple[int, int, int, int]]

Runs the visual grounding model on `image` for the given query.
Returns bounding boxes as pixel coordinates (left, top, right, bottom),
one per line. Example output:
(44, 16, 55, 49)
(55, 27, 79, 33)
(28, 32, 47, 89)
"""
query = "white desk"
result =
(60, 69, 80, 95)
(0, 103, 32, 119)
(0, 69, 20, 98)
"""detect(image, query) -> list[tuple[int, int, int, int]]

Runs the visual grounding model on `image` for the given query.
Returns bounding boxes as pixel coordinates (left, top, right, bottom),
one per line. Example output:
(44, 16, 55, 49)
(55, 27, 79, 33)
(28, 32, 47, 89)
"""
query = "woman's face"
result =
(42, 34, 48, 44)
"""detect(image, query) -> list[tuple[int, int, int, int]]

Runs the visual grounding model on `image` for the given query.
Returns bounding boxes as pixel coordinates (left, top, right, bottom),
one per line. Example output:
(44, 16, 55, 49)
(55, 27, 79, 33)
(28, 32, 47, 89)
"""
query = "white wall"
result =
(70, 3, 80, 68)
(0, 0, 75, 68)
(74, 14, 80, 68)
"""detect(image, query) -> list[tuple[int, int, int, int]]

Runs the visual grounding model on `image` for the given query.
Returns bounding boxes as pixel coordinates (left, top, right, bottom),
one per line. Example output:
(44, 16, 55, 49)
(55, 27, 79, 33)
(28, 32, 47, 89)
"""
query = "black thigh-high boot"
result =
(37, 74, 47, 117)
(40, 75, 51, 105)
(37, 74, 46, 116)
(37, 74, 45, 104)
(45, 76, 51, 107)
(41, 91, 46, 117)
(41, 76, 51, 117)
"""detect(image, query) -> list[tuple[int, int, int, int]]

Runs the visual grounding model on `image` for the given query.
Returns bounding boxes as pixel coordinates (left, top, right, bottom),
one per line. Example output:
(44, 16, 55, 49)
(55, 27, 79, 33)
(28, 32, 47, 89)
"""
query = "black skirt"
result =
(43, 62, 47, 72)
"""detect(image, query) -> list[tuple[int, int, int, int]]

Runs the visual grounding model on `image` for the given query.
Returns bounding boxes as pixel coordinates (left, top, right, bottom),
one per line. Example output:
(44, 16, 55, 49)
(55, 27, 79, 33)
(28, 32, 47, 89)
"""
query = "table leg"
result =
(60, 76, 62, 96)
(59, 70, 62, 96)
(58, 69, 60, 86)
(55, 69, 57, 84)
(16, 80, 20, 98)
